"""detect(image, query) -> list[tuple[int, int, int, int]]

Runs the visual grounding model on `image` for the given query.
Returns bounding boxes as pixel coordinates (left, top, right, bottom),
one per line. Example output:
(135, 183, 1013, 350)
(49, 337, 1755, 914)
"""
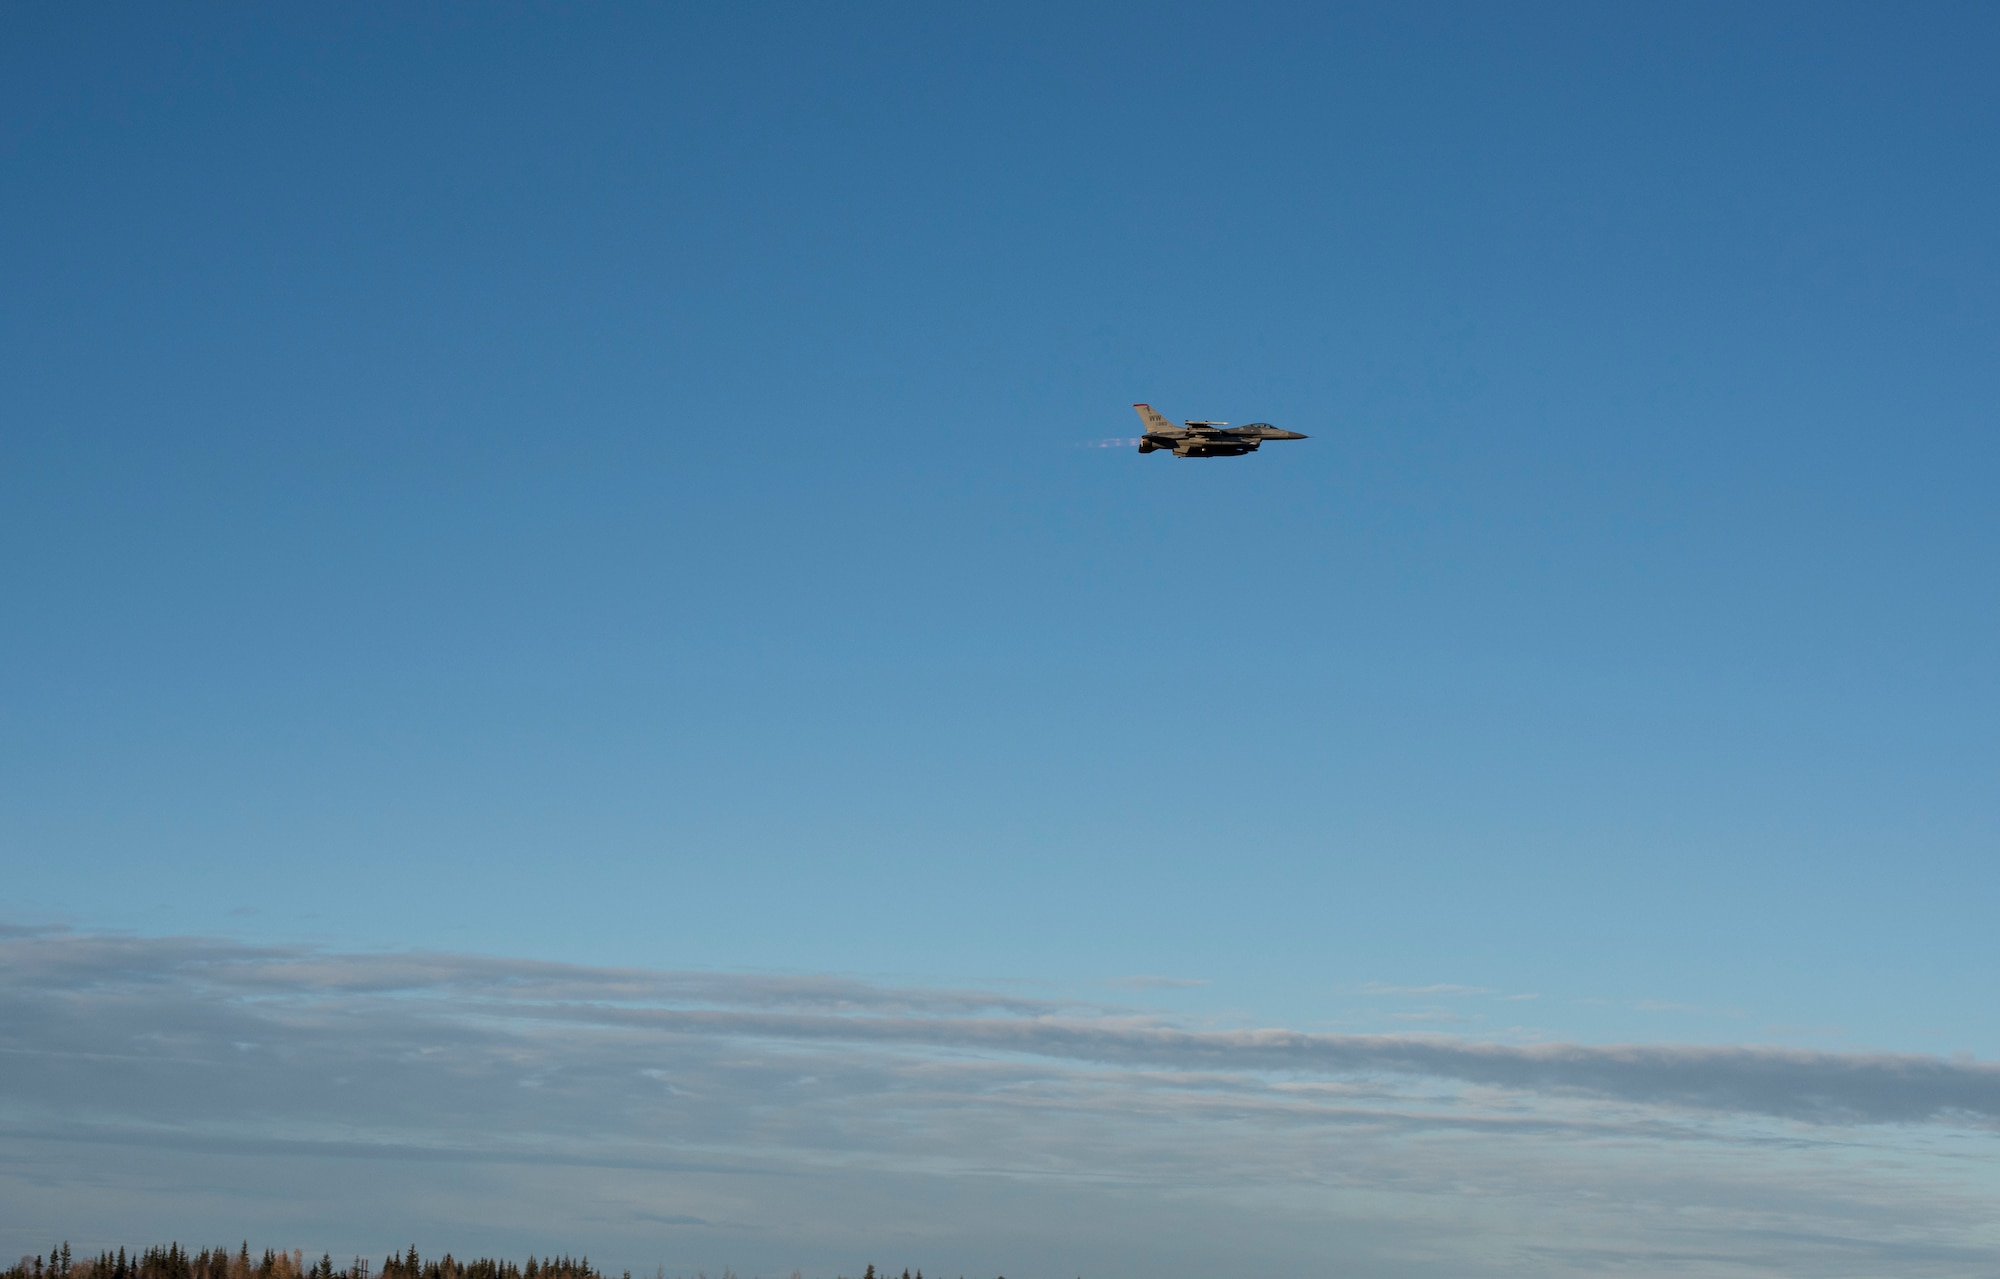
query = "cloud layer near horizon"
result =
(5, 928, 2000, 1279)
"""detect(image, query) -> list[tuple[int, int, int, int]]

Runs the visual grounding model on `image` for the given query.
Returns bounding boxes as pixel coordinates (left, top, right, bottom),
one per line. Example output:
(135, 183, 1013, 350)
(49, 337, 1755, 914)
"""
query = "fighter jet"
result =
(1132, 404, 1308, 457)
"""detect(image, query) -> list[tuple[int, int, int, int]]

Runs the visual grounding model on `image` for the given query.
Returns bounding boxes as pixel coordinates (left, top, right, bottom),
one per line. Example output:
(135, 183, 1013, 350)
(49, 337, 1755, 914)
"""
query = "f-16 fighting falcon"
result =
(1132, 404, 1308, 457)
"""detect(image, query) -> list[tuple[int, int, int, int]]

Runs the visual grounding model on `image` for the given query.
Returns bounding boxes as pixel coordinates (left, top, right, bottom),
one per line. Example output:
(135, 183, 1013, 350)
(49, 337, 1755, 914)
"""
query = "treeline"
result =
(7, 1248, 954, 1279)
(5, 1246, 614, 1279)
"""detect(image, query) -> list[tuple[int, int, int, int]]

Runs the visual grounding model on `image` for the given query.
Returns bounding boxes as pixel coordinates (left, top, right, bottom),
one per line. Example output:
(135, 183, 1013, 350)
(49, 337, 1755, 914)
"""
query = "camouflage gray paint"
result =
(1133, 403, 1308, 457)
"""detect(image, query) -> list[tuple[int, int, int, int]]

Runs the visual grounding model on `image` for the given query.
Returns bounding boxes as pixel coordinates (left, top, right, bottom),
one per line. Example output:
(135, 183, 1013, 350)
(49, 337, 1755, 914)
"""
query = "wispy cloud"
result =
(15, 930, 1999, 1125)
(3, 929, 1998, 1278)
(1360, 983, 1494, 997)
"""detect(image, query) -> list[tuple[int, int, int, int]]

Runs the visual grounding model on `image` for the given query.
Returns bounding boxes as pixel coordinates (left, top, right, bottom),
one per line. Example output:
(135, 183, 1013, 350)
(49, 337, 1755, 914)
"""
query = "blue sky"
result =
(4, 4, 1999, 1274)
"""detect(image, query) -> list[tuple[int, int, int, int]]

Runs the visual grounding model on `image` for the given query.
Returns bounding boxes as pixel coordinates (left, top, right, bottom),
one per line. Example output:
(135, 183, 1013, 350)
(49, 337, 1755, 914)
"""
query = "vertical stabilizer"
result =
(1132, 403, 1177, 435)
